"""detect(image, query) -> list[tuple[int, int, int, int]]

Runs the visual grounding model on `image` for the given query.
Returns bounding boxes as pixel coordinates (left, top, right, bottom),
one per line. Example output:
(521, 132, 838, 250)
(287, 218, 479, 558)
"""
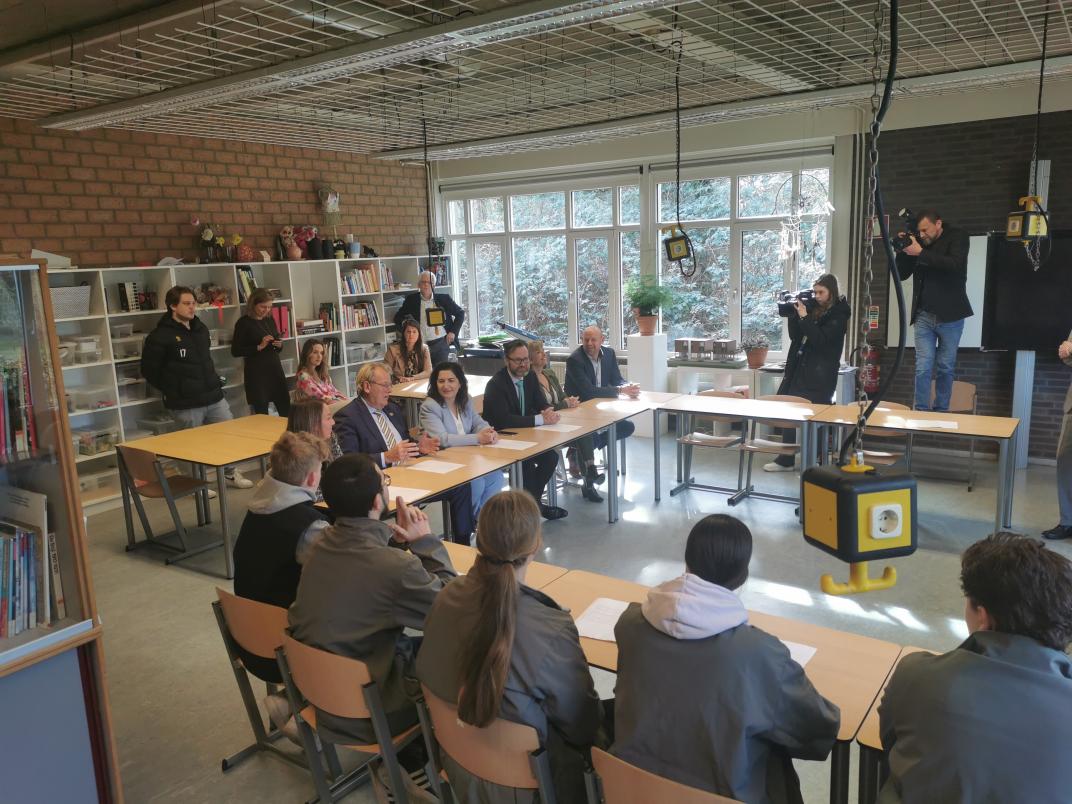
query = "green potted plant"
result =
(741, 332, 770, 369)
(625, 276, 675, 336)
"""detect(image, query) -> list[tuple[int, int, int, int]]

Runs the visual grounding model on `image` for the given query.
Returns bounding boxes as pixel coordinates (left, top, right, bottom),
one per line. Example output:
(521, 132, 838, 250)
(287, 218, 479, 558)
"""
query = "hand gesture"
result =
(258, 334, 275, 351)
(386, 440, 419, 465)
(417, 432, 440, 455)
(793, 300, 807, 318)
(902, 235, 922, 257)
(1059, 341, 1072, 360)
(541, 407, 560, 425)
(621, 383, 641, 399)
(564, 395, 580, 408)
(390, 499, 431, 543)
(477, 427, 498, 445)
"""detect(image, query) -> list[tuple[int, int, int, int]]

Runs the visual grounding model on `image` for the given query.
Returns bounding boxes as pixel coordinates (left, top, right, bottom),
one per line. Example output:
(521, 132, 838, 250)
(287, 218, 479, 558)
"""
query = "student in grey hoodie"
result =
(612, 514, 839, 804)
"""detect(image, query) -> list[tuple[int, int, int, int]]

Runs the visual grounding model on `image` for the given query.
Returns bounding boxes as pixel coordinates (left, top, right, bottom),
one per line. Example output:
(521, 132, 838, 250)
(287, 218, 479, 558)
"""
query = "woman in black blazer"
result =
(232, 288, 290, 416)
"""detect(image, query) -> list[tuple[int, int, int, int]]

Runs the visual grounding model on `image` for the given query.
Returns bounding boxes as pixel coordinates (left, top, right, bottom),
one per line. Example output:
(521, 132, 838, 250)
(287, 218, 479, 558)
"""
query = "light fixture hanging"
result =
(661, 29, 696, 278)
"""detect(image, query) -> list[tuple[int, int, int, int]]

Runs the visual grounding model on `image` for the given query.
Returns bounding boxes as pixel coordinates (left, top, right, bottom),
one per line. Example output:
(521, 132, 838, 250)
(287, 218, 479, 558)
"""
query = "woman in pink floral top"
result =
(295, 339, 346, 402)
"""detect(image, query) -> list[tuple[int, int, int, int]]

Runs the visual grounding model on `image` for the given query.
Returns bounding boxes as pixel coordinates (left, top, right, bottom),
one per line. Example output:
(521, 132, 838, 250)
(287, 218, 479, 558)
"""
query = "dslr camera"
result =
(890, 207, 920, 251)
(777, 289, 816, 318)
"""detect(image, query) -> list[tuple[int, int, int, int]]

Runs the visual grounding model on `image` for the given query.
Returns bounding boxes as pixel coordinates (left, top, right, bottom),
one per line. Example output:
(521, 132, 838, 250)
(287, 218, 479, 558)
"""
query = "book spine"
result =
(0, 537, 7, 638)
(35, 528, 47, 628)
(26, 529, 35, 631)
(21, 352, 36, 452)
(48, 531, 66, 620)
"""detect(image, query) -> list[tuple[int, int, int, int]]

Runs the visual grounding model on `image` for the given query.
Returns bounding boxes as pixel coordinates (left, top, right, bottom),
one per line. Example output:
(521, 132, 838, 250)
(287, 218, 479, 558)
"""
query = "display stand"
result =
(626, 333, 668, 437)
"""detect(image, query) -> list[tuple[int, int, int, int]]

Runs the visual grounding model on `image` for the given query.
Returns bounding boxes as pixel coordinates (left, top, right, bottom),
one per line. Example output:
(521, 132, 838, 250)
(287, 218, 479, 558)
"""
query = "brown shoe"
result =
(567, 447, 582, 478)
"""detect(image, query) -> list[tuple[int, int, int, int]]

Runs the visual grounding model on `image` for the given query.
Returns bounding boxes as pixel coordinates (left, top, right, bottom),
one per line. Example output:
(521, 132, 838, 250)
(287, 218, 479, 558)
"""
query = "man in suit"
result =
(481, 339, 568, 520)
(333, 362, 475, 541)
(877, 533, 1072, 802)
(565, 326, 639, 495)
(394, 271, 465, 367)
(1043, 333, 1072, 540)
(895, 209, 973, 411)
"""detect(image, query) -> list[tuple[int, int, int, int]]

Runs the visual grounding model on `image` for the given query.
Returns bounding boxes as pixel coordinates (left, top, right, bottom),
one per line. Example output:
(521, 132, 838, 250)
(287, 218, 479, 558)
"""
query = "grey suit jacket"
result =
(1063, 330, 1072, 414)
(419, 397, 491, 447)
(288, 516, 456, 743)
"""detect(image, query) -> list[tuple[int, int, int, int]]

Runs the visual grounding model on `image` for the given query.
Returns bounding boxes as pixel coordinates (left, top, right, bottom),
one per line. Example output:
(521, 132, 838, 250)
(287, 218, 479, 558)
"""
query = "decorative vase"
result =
(285, 242, 301, 260)
(632, 308, 658, 337)
(746, 347, 769, 369)
(199, 243, 214, 264)
(236, 243, 256, 263)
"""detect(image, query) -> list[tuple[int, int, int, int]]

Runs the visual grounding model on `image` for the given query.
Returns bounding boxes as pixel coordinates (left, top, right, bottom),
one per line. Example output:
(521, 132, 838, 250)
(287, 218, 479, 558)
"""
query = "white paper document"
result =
(906, 419, 958, 430)
(780, 639, 817, 668)
(409, 460, 465, 474)
(489, 439, 537, 451)
(384, 486, 429, 505)
(539, 423, 582, 433)
(576, 598, 631, 642)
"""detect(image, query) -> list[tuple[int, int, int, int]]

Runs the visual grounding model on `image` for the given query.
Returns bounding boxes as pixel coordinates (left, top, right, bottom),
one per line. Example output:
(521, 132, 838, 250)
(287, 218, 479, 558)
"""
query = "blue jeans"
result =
(471, 470, 506, 521)
(914, 311, 964, 411)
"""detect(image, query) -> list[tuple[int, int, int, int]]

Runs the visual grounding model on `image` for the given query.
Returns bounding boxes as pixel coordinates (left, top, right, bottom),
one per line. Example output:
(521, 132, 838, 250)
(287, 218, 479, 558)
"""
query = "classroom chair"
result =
(276, 633, 424, 804)
(927, 379, 978, 490)
(212, 589, 307, 773)
(674, 389, 748, 498)
(117, 444, 216, 564)
(859, 401, 915, 467)
(417, 683, 556, 804)
(584, 748, 740, 804)
(732, 394, 811, 506)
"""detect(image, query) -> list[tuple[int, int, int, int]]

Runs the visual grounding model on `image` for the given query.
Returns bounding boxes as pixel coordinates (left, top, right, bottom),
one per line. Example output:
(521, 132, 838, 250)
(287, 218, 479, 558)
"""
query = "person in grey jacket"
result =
(419, 362, 505, 530)
(612, 514, 839, 804)
(416, 490, 604, 803)
(877, 532, 1072, 804)
(288, 453, 456, 745)
(1043, 333, 1072, 540)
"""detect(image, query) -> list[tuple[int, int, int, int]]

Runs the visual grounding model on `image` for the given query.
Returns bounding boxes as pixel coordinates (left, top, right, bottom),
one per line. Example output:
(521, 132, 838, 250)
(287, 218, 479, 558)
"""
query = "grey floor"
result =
(86, 434, 1072, 803)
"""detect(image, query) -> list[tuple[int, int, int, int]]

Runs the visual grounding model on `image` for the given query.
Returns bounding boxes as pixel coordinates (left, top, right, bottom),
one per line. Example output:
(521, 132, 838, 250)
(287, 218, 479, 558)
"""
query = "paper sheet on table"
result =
(409, 460, 465, 474)
(539, 423, 581, 433)
(780, 639, 817, 668)
(576, 598, 630, 642)
(385, 486, 430, 505)
(489, 439, 537, 451)
(906, 419, 958, 430)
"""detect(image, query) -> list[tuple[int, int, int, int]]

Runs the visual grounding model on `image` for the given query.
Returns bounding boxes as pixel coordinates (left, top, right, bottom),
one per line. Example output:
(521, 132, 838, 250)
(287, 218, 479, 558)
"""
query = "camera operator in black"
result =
(767, 274, 851, 471)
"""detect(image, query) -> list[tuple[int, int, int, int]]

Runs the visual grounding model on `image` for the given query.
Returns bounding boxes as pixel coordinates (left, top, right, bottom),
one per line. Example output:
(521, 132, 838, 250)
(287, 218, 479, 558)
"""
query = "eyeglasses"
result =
(506, 356, 530, 364)
(366, 380, 392, 390)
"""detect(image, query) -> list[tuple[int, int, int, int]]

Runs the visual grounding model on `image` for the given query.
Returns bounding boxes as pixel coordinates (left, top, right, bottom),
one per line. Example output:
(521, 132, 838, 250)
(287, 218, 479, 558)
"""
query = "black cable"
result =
(672, 37, 696, 279)
(1032, 3, 1050, 200)
(421, 115, 435, 259)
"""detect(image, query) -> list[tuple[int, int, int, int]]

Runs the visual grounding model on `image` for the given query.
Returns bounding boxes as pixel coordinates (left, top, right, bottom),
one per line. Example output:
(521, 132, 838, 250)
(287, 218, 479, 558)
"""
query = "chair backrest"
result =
(117, 444, 162, 486)
(421, 683, 541, 790)
(280, 632, 373, 720)
(929, 380, 977, 413)
(215, 588, 289, 660)
(757, 394, 811, 404)
(590, 748, 739, 804)
(698, 390, 745, 399)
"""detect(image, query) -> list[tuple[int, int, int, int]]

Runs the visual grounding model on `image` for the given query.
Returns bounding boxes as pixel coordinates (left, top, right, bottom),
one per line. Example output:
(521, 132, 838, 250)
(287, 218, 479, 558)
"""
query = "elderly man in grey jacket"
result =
(1043, 333, 1072, 540)
(288, 453, 456, 745)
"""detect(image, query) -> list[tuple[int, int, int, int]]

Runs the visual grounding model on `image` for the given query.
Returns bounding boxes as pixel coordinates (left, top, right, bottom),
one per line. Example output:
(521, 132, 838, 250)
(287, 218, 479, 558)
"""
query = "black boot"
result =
(582, 478, 603, 503)
(585, 464, 606, 486)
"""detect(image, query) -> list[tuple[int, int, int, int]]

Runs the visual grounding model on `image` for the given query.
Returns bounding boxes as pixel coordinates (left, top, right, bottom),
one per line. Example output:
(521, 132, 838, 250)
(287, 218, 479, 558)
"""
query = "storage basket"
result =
(50, 285, 92, 319)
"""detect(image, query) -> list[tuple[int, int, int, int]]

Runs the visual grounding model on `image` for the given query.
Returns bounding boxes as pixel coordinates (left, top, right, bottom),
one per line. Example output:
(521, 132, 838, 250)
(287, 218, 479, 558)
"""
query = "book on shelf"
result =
(271, 304, 290, 338)
(318, 302, 338, 332)
(296, 319, 325, 336)
(418, 256, 451, 288)
(117, 281, 140, 312)
(343, 301, 380, 329)
(0, 485, 60, 637)
(340, 264, 385, 295)
(0, 353, 37, 464)
(235, 266, 258, 303)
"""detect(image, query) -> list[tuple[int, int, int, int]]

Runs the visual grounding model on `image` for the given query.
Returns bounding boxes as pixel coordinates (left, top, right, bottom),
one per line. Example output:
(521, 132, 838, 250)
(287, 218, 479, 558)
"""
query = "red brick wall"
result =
(864, 110, 1072, 458)
(0, 117, 429, 267)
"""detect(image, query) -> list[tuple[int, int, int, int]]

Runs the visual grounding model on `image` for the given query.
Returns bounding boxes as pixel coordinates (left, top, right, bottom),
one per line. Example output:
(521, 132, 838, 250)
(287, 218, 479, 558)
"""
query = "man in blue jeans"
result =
(895, 210, 972, 411)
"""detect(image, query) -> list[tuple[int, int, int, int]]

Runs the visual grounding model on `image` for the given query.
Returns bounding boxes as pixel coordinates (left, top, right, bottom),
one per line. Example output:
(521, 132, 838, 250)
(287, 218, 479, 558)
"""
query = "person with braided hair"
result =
(416, 490, 604, 803)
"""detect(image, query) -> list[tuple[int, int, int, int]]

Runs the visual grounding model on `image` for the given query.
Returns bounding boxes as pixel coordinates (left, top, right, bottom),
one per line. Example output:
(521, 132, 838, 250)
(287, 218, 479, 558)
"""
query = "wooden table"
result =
(442, 542, 568, 590)
(208, 414, 287, 442)
(653, 394, 830, 506)
(540, 570, 901, 804)
(806, 406, 1019, 532)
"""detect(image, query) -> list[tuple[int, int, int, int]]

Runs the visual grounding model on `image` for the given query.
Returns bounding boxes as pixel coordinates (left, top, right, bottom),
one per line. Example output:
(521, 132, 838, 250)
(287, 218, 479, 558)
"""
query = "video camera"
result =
(890, 207, 919, 251)
(777, 288, 816, 318)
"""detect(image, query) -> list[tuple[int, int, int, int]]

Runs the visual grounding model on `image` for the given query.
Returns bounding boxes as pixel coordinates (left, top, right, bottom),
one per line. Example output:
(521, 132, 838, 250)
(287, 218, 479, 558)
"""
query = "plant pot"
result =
(632, 308, 658, 337)
(285, 242, 302, 260)
(745, 347, 769, 369)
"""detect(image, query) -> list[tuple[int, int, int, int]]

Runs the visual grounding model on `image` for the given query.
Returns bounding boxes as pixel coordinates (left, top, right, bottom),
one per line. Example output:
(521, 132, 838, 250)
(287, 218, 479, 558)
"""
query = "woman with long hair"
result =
(286, 397, 342, 500)
(416, 490, 603, 802)
(419, 362, 504, 532)
(767, 273, 851, 471)
(295, 338, 346, 402)
(385, 316, 431, 383)
(231, 288, 290, 415)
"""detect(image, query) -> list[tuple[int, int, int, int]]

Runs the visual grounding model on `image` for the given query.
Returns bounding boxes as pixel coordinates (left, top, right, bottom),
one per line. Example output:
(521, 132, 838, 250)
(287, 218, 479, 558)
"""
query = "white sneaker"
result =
(206, 489, 218, 499)
(264, 693, 301, 744)
(763, 461, 795, 473)
(227, 471, 254, 489)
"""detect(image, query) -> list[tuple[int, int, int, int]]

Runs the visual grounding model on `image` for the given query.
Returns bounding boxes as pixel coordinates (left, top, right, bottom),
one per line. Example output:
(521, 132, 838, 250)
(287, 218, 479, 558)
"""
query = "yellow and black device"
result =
(802, 457, 917, 595)
(661, 226, 691, 263)
(1006, 195, 1048, 242)
(425, 307, 446, 328)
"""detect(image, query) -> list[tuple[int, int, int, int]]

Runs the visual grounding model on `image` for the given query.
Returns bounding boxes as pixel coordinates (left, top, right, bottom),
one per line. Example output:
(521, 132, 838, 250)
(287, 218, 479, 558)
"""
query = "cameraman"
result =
(895, 209, 972, 411)
(766, 274, 851, 471)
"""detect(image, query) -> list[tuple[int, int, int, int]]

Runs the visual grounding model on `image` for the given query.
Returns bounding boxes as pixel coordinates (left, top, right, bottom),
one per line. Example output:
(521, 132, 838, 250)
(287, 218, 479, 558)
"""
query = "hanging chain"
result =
(854, 0, 886, 458)
(1026, 1, 1051, 271)
(673, 36, 697, 279)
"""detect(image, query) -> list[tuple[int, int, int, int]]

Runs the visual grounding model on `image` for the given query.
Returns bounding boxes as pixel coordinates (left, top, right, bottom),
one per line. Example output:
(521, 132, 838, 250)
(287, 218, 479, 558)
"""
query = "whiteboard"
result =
(886, 234, 986, 349)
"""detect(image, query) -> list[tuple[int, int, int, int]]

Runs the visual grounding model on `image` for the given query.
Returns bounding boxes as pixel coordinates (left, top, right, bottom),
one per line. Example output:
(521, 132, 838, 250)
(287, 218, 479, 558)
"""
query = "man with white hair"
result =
(394, 270, 465, 367)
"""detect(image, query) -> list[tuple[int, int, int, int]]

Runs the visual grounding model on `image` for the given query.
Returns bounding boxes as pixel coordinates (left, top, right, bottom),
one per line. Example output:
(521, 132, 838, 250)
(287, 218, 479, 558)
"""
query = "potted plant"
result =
(741, 333, 770, 369)
(625, 276, 675, 337)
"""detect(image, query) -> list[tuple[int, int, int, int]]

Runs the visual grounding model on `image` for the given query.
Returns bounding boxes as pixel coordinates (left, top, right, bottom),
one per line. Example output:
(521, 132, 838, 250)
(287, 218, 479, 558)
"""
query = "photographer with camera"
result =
(766, 274, 851, 471)
(894, 209, 972, 412)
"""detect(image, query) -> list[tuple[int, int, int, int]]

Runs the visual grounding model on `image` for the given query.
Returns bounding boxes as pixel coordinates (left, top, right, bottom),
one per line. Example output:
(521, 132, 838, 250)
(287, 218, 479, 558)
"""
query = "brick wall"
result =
(0, 118, 428, 267)
(865, 110, 1072, 458)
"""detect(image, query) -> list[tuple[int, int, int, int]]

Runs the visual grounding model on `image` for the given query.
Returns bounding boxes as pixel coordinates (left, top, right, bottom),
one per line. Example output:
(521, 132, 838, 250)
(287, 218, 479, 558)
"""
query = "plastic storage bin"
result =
(76, 348, 103, 364)
(72, 426, 119, 456)
(280, 358, 295, 375)
(211, 329, 233, 346)
(58, 341, 77, 366)
(116, 378, 145, 402)
(68, 385, 117, 412)
(110, 323, 134, 339)
(136, 415, 178, 435)
(112, 336, 141, 360)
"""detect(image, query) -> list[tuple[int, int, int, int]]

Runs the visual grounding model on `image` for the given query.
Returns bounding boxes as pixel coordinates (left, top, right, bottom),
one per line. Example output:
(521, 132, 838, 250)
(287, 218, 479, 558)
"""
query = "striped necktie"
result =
(373, 409, 400, 449)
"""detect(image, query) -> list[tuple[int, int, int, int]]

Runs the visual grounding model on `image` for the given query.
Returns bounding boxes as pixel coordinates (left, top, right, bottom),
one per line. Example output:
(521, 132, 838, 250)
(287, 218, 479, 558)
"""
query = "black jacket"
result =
(895, 223, 973, 324)
(482, 367, 548, 430)
(393, 291, 465, 339)
(564, 345, 626, 401)
(231, 314, 285, 405)
(778, 298, 851, 404)
(141, 312, 224, 410)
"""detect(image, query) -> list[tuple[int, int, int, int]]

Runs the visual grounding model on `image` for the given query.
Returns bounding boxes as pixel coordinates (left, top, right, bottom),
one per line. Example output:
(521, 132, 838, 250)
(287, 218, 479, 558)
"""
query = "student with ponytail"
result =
(417, 490, 603, 803)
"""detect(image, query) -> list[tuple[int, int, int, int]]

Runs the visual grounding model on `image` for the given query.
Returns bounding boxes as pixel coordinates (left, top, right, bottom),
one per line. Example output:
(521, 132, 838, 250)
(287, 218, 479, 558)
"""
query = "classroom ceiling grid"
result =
(0, 0, 1067, 157)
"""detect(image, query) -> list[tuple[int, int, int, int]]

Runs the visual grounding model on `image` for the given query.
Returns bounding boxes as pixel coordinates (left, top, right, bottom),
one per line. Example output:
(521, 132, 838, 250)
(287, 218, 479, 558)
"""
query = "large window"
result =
(446, 179, 641, 349)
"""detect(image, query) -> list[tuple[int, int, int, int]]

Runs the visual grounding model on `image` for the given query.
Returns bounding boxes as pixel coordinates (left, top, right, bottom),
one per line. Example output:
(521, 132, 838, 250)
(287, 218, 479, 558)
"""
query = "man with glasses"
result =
(333, 362, 475, 541)
(482, 340, 568, 520)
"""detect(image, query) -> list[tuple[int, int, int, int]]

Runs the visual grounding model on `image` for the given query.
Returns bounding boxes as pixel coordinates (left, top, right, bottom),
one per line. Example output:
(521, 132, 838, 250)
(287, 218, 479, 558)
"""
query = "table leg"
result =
(857, 745, 882, 804)
(829, 740, 850, 804)
(120, 471, 135, 548)
(653, 408, 662, 503)
(995, 438, 1008, 534)
(510, 461, 522, 489)
(1003, 432, 1016, 528)
(675, 412, 684, 483)
(607, 421, 619, 524)
(799, 421, 811, 523)
(199, 465, 212, 525)
(218, 465, 234, 579)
